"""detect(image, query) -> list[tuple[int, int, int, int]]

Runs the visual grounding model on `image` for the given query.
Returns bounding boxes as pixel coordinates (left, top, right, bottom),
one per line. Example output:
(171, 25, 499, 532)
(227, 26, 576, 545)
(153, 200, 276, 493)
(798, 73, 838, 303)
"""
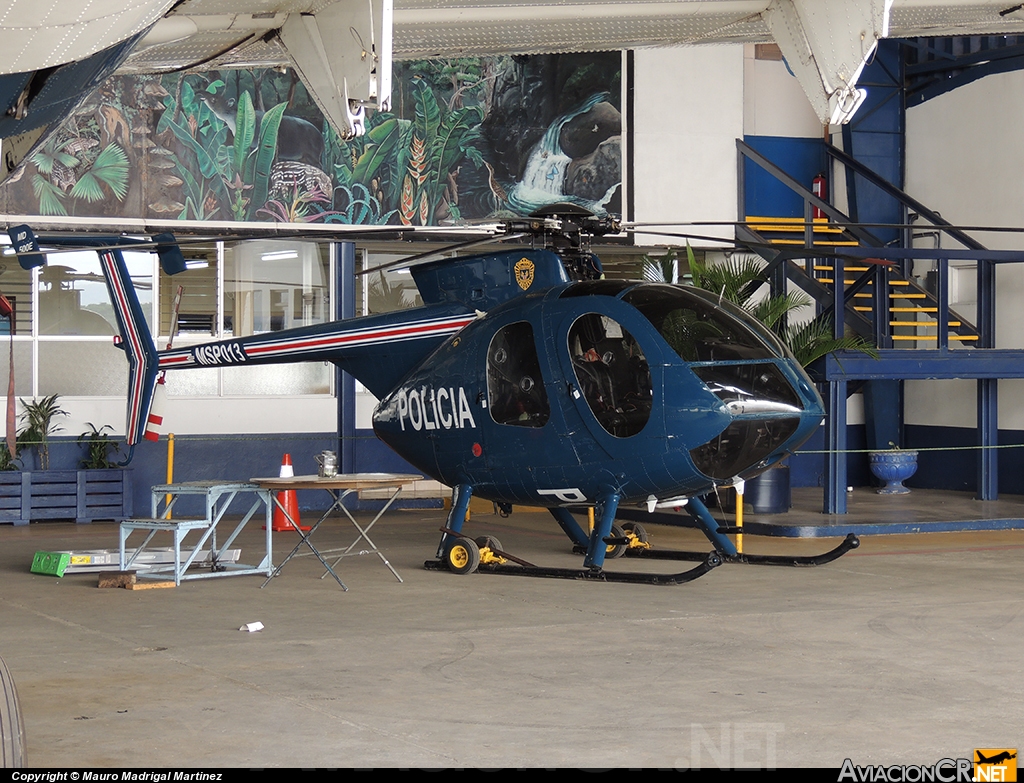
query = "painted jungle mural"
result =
(0, 53, 623, 225)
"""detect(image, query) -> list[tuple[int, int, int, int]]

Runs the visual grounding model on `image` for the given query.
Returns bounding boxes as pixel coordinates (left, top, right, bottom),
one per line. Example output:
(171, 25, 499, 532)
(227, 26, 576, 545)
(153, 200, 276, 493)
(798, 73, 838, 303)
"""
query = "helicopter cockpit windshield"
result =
(621, 284, 789, 363)
(621, 284, 809, 481)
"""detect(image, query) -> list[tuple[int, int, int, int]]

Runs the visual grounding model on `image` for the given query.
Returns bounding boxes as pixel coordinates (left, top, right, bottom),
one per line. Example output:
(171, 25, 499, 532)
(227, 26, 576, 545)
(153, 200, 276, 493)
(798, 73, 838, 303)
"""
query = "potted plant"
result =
(77, 423, 122, 469)
(868, 442, 918, 494)
(17, 393, 68, 470)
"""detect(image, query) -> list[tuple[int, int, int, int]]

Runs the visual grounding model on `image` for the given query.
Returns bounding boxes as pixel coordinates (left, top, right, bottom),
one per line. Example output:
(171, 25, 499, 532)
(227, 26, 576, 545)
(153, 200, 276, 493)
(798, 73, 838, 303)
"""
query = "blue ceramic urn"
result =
(868, 450, 918, 495)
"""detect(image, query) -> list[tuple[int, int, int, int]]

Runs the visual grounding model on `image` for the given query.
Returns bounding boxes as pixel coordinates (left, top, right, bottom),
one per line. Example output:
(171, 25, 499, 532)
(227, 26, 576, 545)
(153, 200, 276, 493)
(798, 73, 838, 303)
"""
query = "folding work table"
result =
(119, 480, 274, 585)
(250, 473, 421, 590)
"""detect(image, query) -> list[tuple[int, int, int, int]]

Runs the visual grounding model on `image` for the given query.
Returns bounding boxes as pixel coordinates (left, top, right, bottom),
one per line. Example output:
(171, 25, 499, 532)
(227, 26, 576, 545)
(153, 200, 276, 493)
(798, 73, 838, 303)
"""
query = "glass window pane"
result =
(0, 341, 34, 396)
(161, 249, 218, 339)
(223, 240, 329, 336)
(0, 251, 34, 336)
(568, 313, 652, 437)
(222, 362, 332, 396)
(364, 253, 422, 314)
(624, 284, 787, 363)
(38, 251, 115, 336)
(39, 341, 129, 396)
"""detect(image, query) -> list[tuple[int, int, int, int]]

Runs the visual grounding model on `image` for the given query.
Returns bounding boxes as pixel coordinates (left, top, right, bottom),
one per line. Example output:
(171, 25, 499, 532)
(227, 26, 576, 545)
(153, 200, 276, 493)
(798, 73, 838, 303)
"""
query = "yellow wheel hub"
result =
(450, 545, 470, 568)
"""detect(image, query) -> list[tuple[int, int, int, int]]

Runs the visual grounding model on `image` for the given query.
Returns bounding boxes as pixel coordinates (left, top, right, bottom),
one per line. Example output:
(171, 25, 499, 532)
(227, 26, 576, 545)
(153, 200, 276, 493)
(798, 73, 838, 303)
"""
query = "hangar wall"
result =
(905, 69, 1024, 491)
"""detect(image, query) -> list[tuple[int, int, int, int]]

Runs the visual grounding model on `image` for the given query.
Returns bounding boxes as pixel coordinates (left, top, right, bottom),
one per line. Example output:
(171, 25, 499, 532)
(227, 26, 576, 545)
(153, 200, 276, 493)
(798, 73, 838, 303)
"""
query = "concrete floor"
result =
(0, 493, 1022, 769)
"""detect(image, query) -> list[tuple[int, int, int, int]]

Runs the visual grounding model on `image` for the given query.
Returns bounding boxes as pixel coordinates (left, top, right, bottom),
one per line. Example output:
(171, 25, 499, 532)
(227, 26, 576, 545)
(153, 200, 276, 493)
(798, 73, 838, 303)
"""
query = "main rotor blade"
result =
(625, 219, 1024, 234)
(2, 225, 491, 261)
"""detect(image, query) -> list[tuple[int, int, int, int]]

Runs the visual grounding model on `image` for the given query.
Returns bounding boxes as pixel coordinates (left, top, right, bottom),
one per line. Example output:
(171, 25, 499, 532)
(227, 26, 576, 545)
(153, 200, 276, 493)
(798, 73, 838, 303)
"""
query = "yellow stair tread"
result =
(891, 307, 938, 312)
(770, 239, 860, 246)
(855, 307, 941, 313)
(745, 216, 845, 233)
(890, 334, 979, 341)
(853, 292, 927, 298)
(890, 321, 962, 327)
(819, 279, 911, 286)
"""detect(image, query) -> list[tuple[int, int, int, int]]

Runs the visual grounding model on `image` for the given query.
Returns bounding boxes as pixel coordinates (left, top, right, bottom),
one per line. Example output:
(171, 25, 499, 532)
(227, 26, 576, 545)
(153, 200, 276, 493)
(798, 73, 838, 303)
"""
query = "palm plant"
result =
(18, 394, 69, 471)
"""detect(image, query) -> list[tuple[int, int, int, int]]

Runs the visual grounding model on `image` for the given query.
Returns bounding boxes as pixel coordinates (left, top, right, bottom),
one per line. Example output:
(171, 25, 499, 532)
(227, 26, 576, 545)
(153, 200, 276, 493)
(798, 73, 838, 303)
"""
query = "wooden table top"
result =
(249, 473, 423, 491)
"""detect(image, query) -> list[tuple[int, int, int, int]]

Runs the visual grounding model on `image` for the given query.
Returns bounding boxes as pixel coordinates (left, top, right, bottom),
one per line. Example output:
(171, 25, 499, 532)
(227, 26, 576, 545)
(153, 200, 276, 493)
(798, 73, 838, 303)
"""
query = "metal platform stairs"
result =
(736, 138, 1024, 514)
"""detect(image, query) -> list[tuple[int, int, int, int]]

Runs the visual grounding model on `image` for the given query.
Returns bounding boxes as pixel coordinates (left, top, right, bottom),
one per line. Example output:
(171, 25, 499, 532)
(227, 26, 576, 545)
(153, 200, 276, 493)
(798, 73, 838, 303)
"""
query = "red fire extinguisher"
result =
(812, 173, 827, 220)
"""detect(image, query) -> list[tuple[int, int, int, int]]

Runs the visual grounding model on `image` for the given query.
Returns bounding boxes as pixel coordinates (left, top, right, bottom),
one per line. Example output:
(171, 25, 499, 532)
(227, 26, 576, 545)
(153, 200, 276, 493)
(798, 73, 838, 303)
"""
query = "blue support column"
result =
(936, 259, 949, 351)
(824, 379, 848, 514)
(335, 242, 356, 474)
(825, 246, 848, 514)
(978, 379, 998, 501)
(977, 257, 997, 500)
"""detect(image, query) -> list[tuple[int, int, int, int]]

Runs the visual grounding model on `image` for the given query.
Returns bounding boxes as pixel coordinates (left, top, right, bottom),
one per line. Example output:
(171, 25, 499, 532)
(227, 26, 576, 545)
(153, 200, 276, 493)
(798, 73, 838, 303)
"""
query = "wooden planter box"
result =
(0, 469, 133, 526)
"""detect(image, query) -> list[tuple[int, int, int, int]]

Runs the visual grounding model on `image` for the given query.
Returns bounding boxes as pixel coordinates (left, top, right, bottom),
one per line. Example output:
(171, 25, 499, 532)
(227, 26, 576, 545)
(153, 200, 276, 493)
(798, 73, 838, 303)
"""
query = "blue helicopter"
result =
(9, 211, 858, 585)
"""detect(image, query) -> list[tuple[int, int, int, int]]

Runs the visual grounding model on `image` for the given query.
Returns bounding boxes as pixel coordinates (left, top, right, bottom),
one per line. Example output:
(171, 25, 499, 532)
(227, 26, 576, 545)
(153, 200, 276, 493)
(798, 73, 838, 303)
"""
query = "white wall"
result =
(743, 45, 822, 139)
(632, 45, 744, 246)
(905, 70, 1024, 429)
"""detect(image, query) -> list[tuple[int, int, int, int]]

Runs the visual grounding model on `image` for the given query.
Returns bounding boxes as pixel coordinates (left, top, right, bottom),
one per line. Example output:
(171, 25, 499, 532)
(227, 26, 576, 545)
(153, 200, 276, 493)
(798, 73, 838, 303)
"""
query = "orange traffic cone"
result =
(270, 454, 309, 532)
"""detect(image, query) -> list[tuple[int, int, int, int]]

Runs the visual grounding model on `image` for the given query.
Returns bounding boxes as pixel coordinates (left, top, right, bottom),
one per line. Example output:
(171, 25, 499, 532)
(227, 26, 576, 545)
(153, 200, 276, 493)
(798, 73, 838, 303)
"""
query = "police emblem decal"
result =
(515, 258, 535, 290)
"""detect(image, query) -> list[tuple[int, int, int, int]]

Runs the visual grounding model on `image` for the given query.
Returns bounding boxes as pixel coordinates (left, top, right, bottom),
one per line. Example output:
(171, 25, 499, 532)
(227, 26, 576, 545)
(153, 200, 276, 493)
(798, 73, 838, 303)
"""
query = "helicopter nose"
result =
(687, 361, 823, 481)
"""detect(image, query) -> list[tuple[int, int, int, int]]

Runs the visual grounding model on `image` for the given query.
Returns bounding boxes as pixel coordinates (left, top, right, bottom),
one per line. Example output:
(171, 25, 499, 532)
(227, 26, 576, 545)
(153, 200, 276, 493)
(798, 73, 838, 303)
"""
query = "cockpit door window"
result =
(568, 313, 653, 438)
(487, 321, 550, 427)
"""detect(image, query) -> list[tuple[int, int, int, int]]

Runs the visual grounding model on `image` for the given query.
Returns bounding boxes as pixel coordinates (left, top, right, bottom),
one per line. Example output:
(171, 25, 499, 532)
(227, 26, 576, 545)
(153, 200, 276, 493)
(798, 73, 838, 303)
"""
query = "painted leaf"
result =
(233, 91, 255, 174)
(352, 118, 401, 183)
(247, 102, 287, 219)
(70, 144, 130, 203)
(31, 174, 67, 216)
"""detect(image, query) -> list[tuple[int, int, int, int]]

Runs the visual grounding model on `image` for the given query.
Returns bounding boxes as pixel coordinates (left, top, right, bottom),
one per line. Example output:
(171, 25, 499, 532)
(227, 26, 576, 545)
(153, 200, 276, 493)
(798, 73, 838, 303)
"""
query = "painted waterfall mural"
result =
(0, 53, 623, 225)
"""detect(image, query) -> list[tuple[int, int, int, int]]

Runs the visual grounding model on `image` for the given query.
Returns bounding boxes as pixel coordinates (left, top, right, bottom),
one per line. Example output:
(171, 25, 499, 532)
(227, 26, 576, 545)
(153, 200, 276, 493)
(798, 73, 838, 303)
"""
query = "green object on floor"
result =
(31, 551, 71, 577)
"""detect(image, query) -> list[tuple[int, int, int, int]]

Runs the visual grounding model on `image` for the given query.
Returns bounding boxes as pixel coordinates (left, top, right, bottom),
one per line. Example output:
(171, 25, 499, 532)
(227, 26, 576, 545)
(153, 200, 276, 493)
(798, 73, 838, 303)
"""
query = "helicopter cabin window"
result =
(487, 321, 550, 428)
(568, 314, 652, 438)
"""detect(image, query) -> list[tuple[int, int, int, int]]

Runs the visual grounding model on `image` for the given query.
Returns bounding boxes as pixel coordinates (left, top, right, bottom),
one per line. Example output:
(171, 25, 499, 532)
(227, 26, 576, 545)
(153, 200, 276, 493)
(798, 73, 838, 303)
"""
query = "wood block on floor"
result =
(97, 571, 137, 589)
(126, 580, 176, 590)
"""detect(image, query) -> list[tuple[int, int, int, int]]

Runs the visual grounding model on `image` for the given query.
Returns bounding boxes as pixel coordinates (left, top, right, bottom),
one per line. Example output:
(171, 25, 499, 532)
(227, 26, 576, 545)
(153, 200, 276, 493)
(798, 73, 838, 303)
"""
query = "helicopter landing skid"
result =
(424, 551, 722, 585)
(618, 532, 861, 567)
(426, 526, 722, 585)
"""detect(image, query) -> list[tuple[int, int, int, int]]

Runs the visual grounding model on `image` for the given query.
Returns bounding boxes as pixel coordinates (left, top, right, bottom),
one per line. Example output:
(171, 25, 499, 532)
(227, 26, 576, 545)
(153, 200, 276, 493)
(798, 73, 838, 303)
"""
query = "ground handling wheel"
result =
(621, 521, 649, 545)
(445, 536, 481, 575)
(0, 654, 26, 768)
(474, 535, 503, 553)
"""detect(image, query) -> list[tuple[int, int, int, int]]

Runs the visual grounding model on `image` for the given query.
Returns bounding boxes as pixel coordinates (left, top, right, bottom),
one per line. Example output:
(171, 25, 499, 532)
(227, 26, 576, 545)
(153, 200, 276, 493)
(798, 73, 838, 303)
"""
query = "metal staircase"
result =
(736, 137, 1015, 515)
(738, 214, 980, 348)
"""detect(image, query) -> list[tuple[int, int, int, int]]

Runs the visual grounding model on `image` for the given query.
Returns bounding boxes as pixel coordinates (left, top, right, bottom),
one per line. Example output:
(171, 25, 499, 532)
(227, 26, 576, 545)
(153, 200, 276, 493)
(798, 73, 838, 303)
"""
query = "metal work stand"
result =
(119, 481, 274, 585)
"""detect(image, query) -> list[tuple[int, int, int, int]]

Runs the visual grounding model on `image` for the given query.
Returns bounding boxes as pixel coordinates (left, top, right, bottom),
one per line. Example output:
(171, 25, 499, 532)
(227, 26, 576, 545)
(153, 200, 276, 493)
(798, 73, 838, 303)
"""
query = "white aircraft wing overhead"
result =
(0, 0, 177, 75)
(0, 0, 389, 183)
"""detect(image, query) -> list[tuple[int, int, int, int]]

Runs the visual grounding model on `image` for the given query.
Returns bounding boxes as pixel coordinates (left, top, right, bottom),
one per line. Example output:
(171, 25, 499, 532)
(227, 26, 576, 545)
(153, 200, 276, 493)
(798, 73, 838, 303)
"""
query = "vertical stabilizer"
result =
(99, 247, 160, 453)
